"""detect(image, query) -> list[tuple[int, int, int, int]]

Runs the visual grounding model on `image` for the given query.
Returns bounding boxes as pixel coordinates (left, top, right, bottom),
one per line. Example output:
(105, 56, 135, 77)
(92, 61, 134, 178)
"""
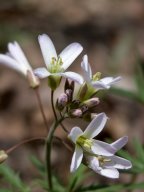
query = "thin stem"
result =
(45, 116, 65, 191)
(51, 90, 57, 120)
(6, 137, 45, 154)
(35, 88, 49, 133)
(59, 112, 69, 133)
(53, 136, 72, 151)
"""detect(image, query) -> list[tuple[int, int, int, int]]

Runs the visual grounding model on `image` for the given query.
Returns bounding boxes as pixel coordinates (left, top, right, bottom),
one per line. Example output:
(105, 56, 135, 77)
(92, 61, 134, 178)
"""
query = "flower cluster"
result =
(0, 34, 132, 179)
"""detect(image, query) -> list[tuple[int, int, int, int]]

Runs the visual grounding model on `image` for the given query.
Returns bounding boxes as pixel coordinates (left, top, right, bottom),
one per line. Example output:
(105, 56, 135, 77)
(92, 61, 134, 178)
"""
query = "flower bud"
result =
(0, 150, 8, 164)
(27, 70, 40, 88)
(57, 93, 68, 111)
(65, 89, 73, 102)
(70, 100, 81, 109)
(64, 79, 74, 93)
(69, 109, 82, 118)
(83, 98, 100, 109)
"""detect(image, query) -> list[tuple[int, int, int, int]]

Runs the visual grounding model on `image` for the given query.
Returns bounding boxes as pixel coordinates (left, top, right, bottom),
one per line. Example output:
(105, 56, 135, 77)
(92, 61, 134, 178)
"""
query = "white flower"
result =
(68, 113, 117, 172)
(34, 34, 84, 84)
(86, 136, 132, 179)
(81, 54, 121, 90)
(0, 42, 39, 88)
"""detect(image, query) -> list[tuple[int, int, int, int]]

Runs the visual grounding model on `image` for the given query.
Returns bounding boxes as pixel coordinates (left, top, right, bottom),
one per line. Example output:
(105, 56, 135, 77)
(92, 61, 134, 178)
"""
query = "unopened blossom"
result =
(0, 150, 8, 164)
(0, 42, 39, 88)
(34, 34, 84, 86)
(81, 55, 121, 90)
(68, 113, 117, 172)
(86, 136, 132, 179)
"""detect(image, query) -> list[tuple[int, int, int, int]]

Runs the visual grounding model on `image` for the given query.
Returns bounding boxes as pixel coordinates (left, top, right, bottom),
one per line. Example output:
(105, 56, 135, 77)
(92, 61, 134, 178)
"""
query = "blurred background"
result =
(0, 0, 144, 191)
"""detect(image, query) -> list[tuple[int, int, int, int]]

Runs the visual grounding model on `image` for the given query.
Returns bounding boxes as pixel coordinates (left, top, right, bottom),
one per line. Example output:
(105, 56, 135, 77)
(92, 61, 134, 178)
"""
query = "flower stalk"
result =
(45, 116, 65, 191)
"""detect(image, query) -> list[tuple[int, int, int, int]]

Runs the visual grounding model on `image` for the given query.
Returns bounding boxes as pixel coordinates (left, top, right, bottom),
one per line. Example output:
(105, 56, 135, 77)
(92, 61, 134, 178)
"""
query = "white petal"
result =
(59, 72, 84, 84)
(83, 113, 108, 139)
(111, 136, 128, 150)
(92, 81, 109, 89)
(81, 54, 92, 82)
(38, 34, 57, 68)
(0, 54, 25, 75)
(87, 156, 100, 171)
(8, 42, 31, 71)
(68, 127, 83, 144)
(91, 140, 116, 156)
(104, 155, 132, 170)
(59, 43, 83, 70)
(34, 67, 50, 79)
(101, 76, 121, 85)
(87, 156, 119, 178)
(92, 76, 122, 90)
(99, 168, 119, 179)
(70, 145, 83, 172)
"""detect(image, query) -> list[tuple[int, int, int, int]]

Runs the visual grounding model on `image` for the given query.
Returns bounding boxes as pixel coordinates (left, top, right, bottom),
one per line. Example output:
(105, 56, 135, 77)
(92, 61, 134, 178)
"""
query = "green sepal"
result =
(48, 75, 61, 90)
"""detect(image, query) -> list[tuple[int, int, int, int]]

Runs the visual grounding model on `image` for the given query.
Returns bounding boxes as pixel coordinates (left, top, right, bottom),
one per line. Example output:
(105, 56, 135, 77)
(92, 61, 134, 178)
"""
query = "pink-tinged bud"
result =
(57, 93, 68, 111)
(83, 98, 100, 109)
(27, 70, 40, 88)
(0, 150, 8, 164)
(69, 109, 82, 118)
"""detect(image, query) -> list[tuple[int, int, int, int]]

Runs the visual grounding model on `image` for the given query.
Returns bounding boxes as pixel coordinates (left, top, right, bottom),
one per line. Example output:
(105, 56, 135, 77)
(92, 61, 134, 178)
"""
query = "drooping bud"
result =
(27, 70, 40, 88)
(69, 109, 82, 118)
(57, 93, 68, 111)
(0, 150, 8, 164)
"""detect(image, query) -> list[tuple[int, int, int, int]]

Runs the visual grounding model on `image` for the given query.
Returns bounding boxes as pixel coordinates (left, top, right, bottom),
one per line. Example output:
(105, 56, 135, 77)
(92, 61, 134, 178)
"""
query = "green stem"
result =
(51, 90, 58, 120)
(45, 117, 65, 191)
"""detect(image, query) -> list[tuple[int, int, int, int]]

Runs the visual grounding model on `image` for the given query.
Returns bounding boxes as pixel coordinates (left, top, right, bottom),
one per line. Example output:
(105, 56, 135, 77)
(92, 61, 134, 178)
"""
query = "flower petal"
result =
(59, 43, 83, 70)
(87, 156, 100, 171)
(59, 72, 84, 84)
(34, 67, 50, 78)
(68, 127, 83, 144)
(99, 168, 119, 179)
(83, 113, 108, 139)
(105, 155, 132, 170)
(70, 145, 83, 172)
(8, 42, 31, 71)
(81, 55, 92, 82)
(87, 156, 119, 178)
(0, 54, 25, 75)
(38, 34, 57, 68)
(92, 76, 121, 90)
(111, 136, 128, 151)
(91, 140, 116, 156)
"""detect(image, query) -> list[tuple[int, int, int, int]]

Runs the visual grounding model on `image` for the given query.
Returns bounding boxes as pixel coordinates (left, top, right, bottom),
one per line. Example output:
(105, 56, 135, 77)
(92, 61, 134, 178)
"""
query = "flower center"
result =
(97, 156, 111, 166)
(77, 136, 93, 150)
(48, 57, 64, 73)
(92, 72, 101, 81)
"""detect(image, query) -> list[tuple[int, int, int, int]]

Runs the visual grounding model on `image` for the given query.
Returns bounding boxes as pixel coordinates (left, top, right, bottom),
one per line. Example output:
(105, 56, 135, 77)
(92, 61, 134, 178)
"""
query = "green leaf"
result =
(76, 182, 144, 192)
(30, 155, 45, 175)
(133, 138, 144, 163)
(66, 164, 90, 192)
(0, 164, 31, 192)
